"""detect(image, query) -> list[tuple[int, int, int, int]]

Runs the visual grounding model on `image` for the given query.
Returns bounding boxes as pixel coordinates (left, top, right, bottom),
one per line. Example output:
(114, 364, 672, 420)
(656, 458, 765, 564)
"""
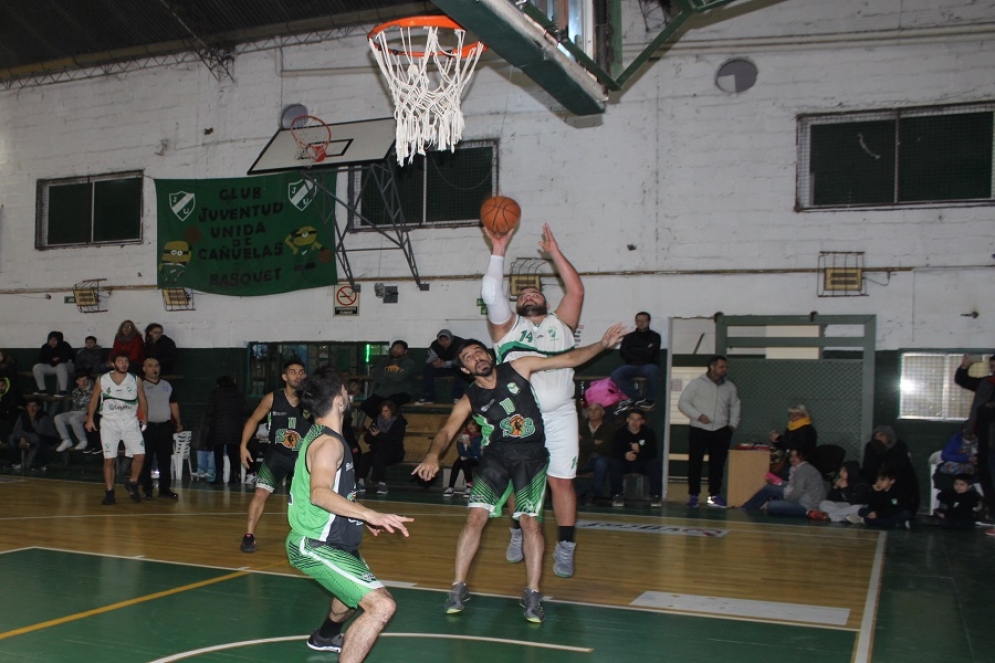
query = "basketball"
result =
(480, 196, 522, 235)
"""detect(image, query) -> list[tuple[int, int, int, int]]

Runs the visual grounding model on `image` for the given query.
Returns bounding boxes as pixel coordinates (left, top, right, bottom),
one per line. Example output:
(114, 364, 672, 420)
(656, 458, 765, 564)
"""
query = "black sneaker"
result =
(143, 491, 154, 500)
(160, 490, 179, 500)
(307, 630, 344, 652)
(101, 490, 116, 505)
(613, 399, 634, 416)
(125, 480, 141, 503)
(240, 534, 256, 553)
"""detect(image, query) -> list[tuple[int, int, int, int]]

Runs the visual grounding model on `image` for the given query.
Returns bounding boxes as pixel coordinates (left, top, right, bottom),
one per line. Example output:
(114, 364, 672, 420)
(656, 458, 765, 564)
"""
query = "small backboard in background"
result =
(247, 117, 395, 175)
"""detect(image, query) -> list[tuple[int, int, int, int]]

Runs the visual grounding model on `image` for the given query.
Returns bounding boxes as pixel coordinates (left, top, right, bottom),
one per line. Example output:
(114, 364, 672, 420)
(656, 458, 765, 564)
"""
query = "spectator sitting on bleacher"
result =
(7, 400, 58, 471)
(417, 329, 467, 405)
(0, 369, 25, 425)
(0, 349, 18, 385)
(110, 320, 145, 374)
(809, 460, 869, 522)
(741, 447, 827, 517)
(445, 420, 482, 497)
(74, 336, 104, 378)
(934, 429, 978, 493)
(32, 330, 75, 397)
(577, 402, 615, 505)
(610, 311, 662, 413)
(362, 340, 416, 418)
(608, 409, 663, 508)
(936, 474, 982, 530)
(144, 323, 178, 375)
(357, 399, 407, 496)
(54, 374, 94, 452)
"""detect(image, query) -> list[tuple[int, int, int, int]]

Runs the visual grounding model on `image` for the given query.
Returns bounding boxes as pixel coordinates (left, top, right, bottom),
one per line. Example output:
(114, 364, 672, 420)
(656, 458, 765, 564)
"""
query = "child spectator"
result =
(54, 374, 94, 451)
(809, 460, 870, 522)
(444, 420, 482, 497)
(935, 474, 982, 530)
(848, 469, 915, 529)
(74, 336, 104, 378)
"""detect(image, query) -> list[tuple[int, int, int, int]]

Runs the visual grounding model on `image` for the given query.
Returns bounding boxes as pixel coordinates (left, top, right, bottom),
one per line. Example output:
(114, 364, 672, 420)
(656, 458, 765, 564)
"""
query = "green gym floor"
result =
(1, 471, 993, 662)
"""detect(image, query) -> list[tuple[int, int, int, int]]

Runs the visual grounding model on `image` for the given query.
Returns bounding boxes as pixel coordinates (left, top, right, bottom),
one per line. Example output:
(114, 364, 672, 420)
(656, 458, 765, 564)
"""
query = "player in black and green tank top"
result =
(285, 367, 412, 657)
(413, 323, 627, 625)
(238, 358, 311, 553)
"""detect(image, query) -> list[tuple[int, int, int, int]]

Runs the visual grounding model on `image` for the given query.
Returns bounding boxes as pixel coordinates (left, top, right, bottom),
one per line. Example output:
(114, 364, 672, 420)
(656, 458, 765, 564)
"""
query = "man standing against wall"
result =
(610, 311, 663, 413)
(361, 341, 416, 417)
(239, 358, 310, 553)
(678, 355, 741, 508)
(480, 223, 585, 578)
(138, 358, 182, 500)
(955, 352, 995, 521)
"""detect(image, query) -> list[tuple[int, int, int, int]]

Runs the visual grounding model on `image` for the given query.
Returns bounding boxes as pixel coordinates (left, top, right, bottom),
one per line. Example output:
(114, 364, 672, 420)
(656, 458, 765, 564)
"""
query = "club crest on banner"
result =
(288, 179, 316, 211)
(168, 191, 196, 221)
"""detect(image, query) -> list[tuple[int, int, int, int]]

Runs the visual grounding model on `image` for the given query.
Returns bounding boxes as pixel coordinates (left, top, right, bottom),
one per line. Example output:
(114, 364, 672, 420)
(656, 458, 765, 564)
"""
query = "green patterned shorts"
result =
(285, 531, 383, 608)
(469, 441, 549, 521)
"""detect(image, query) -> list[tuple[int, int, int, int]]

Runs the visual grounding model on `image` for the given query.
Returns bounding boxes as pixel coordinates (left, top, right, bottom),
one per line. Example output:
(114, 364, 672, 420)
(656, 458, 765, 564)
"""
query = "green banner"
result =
(154, 174, 336, 296)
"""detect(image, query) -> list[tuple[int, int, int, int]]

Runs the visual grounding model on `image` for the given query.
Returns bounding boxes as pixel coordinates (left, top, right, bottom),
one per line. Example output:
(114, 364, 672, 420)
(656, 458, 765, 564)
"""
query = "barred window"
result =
(899, 353, 980, 421)
(350, 141, 496, 229)
(797, 104, 995, 210)
(37, 172, 143, 248)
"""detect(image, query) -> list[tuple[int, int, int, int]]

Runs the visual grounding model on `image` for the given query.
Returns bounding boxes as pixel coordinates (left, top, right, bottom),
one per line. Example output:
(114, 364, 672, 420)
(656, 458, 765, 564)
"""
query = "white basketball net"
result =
(369, 25, 485, 165)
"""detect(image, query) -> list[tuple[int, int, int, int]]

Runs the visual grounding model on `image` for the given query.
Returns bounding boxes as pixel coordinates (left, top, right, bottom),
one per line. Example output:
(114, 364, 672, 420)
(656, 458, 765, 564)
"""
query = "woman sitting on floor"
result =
(742, 447, 827, 516)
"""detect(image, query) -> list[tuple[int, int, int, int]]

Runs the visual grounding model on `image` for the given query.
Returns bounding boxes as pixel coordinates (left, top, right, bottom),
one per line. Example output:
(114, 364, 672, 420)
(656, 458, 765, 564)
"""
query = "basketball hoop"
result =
(368, 16, 487, 165)
(289, 115, 332, 166)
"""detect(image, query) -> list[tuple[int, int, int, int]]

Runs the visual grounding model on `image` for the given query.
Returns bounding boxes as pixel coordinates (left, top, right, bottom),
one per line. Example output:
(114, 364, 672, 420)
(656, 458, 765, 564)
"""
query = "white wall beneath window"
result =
(0, 0, 992, 351)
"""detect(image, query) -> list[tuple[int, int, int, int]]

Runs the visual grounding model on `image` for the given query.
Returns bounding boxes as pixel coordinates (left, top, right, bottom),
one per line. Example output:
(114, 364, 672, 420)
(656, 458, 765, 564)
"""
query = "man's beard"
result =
(517, 303, 548, 317)
(470, 361, 494, 378)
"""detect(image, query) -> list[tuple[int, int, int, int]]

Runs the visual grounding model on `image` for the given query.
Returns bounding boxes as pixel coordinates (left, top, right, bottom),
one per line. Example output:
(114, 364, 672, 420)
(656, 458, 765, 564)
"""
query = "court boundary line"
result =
(6, 546, 864, 632)
(853, 531, 886, 663)
(147, 633, 593, 662)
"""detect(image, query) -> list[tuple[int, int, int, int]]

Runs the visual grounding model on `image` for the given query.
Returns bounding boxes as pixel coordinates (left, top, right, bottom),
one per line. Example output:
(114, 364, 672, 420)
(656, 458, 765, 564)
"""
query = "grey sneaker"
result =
(846, 514, 865, 525)
(376, 482, 388, 495)
(307, 630, 344, 652)
(505, 527, 524, 563)
(552, 540, 576, 578)
(521, 588, 545, 623)
(612, 494, 625, 507)
(444, 582, 470, 614)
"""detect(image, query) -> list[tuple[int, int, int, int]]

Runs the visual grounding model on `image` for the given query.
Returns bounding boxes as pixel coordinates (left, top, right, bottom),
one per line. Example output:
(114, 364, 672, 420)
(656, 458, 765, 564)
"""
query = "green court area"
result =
(0, 548, 855, 663)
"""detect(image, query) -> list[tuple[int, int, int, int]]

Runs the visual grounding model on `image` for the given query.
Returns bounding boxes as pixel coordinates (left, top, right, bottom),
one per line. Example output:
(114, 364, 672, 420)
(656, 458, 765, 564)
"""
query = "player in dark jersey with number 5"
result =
(414, 323, 627, 623)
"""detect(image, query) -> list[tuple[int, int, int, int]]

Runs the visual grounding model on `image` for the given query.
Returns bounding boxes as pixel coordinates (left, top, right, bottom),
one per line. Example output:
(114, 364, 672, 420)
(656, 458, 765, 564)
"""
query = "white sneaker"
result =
(443, 487, 454, 498)
(55, 440, 73, 452)
(846, 514, 865, 525)
(73, 440, 88, 451)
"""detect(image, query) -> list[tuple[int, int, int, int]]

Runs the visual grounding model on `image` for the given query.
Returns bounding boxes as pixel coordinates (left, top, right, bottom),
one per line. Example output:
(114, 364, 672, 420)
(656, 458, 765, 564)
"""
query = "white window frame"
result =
(899, 353, 976, 421)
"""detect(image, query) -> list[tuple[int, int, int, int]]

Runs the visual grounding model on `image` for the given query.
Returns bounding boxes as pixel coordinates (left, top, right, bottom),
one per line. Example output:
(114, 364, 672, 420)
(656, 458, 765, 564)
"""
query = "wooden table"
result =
(727, 448, 771, 507)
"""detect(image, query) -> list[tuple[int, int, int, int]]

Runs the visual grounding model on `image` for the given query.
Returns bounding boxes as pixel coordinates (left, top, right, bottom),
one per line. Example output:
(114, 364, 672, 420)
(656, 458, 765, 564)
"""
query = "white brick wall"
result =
(0, 0, 992, 350)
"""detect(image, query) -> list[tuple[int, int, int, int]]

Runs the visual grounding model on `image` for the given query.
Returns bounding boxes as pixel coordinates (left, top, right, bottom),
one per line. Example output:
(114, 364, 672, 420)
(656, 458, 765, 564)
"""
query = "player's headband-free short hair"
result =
(282, 357, 305, 372)
(455, 339, 491, 369)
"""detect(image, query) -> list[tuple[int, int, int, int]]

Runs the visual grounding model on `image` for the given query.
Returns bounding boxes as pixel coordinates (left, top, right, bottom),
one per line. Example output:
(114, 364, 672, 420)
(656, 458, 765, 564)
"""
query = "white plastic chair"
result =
(172, 431, 193, 482)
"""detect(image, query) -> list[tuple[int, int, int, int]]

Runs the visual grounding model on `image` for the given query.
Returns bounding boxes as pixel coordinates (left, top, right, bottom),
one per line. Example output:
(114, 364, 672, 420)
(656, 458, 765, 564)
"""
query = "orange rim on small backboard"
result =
(290, 115, 332, 164)
(367, 15, 487, 58)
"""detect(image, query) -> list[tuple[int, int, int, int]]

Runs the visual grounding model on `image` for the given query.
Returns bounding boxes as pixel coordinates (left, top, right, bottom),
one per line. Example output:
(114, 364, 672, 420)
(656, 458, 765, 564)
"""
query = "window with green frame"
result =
(797, 104, 994, 210)
(351, 141, 496, 228)
(37, 171, 143, 248)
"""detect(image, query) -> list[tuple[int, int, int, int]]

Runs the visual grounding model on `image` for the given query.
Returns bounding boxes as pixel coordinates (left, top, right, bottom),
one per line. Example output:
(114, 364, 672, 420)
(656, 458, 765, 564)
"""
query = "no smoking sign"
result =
(334, 285, 359, 316)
